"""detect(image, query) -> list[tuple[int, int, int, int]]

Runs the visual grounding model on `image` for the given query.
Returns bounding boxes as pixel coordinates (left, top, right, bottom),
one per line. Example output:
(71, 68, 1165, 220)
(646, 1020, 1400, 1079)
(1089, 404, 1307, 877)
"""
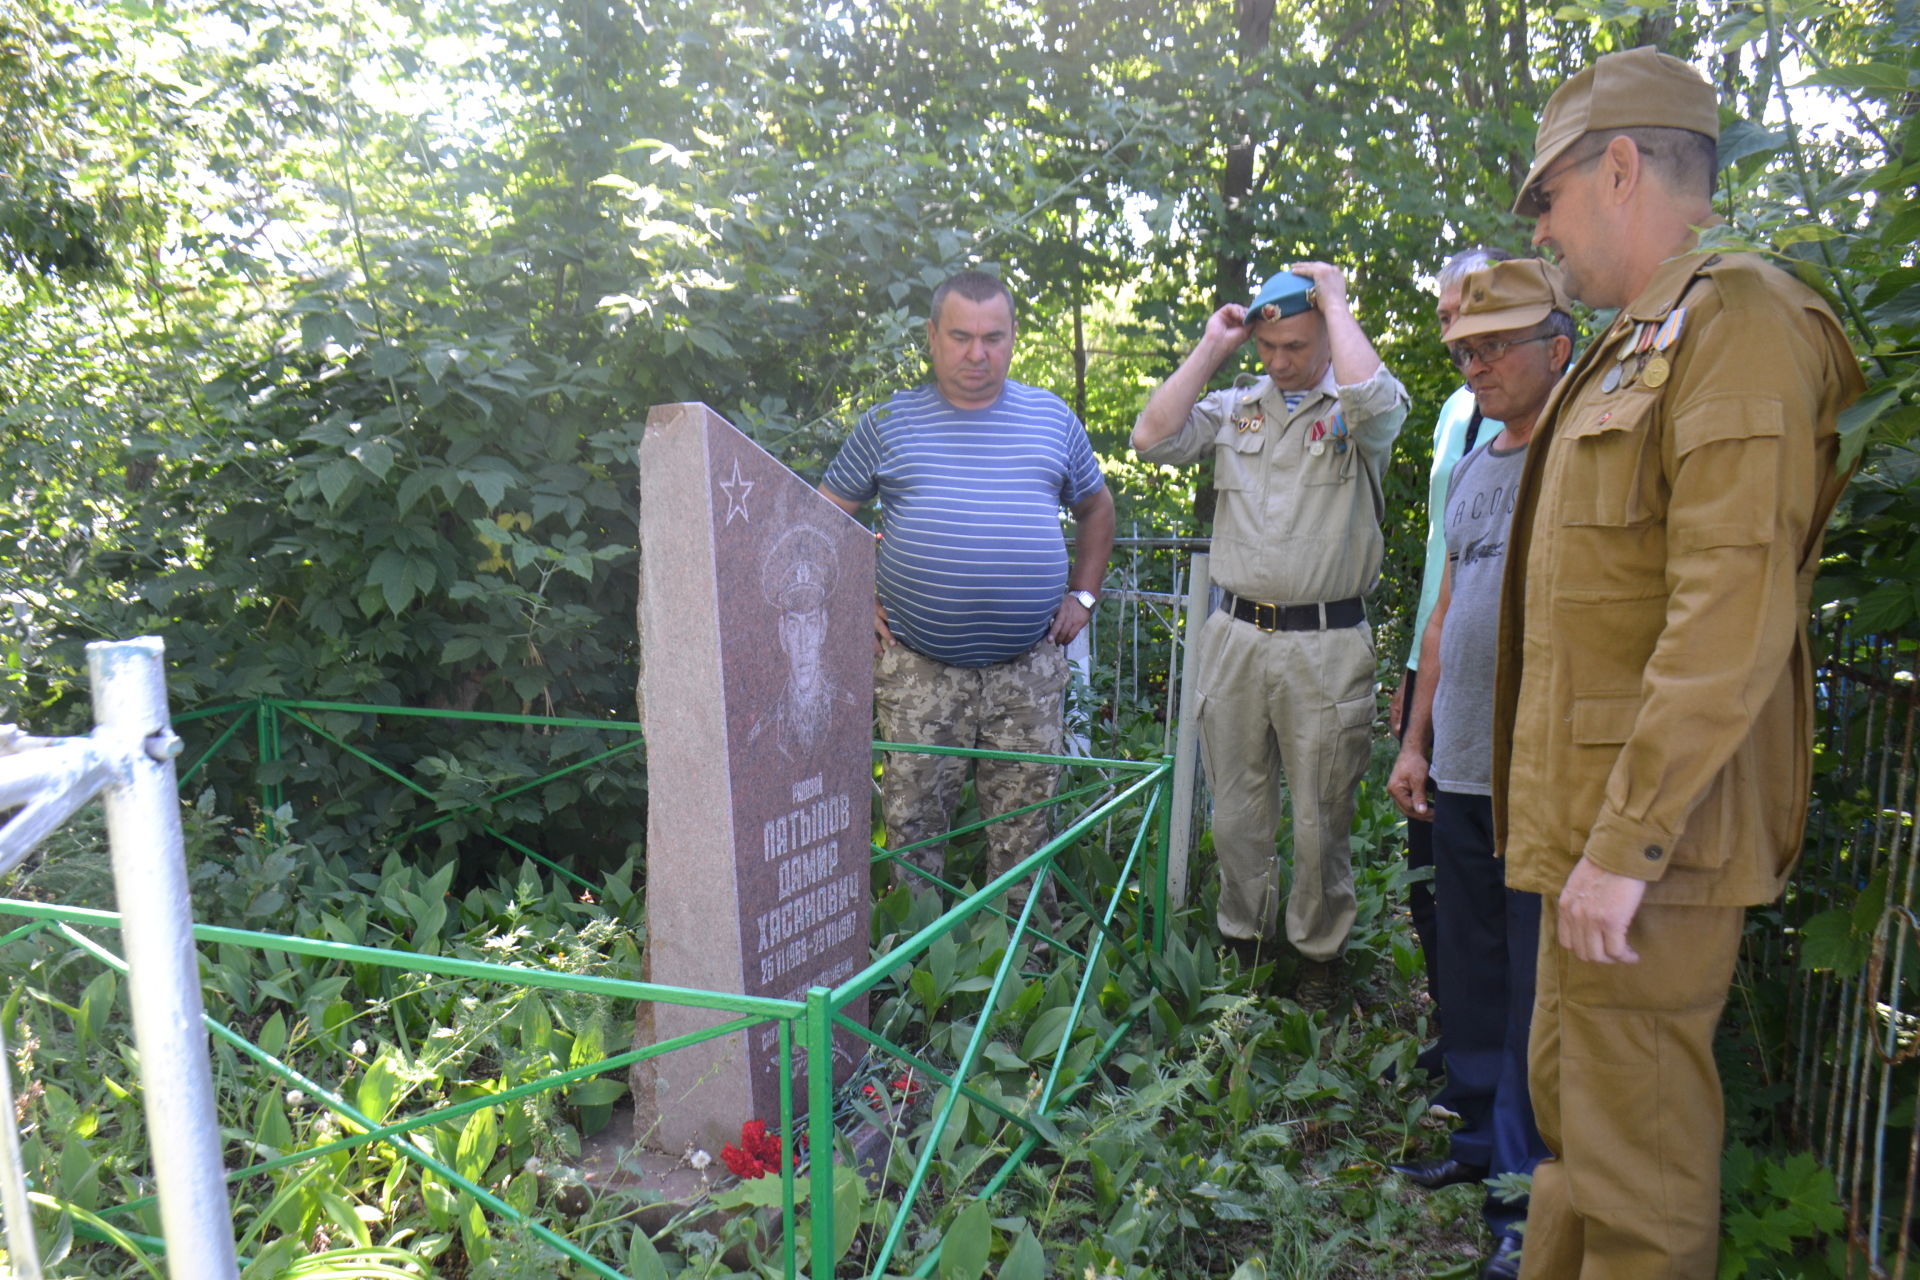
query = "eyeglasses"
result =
(1529, 146, 1605, 215)
(1447, 334, 1552, 370)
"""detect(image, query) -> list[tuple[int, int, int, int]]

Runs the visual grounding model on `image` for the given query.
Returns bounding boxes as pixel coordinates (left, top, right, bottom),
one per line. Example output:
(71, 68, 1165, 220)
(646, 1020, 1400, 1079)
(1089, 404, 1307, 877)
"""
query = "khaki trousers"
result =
(1521, 898, 1744, 1279)
(1194, 609, 1375, 960)
(873, 640, 1068, 912)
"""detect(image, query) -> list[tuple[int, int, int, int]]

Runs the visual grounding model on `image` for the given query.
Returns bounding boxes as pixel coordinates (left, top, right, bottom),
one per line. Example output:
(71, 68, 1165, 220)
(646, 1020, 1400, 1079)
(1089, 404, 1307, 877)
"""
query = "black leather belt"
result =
(1222, 592, 1365, 632)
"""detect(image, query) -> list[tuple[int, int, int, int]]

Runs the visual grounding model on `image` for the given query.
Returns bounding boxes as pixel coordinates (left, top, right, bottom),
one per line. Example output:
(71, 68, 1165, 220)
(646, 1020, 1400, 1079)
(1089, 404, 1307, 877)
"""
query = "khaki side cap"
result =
(1514, 45, 1719, 216)
(1442, 259, 1570, 343)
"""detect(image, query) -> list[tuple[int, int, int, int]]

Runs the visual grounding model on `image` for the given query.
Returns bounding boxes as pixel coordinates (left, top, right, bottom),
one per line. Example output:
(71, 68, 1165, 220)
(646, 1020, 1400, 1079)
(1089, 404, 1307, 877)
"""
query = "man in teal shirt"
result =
(1393, 247, 1509, 1036)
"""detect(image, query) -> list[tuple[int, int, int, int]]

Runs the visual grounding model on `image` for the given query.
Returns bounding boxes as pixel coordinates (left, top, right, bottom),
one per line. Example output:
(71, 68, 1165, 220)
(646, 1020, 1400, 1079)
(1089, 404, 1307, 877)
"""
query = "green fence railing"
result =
(5, 697, 1175, 1278)
(172, 697, 648, 892)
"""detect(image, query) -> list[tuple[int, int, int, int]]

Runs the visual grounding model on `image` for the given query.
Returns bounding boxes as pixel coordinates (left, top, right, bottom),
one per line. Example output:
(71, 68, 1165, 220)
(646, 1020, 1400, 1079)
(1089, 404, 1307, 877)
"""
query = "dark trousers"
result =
(1431, 788, 1548, 1234)
(1395, 665, 1440, 996)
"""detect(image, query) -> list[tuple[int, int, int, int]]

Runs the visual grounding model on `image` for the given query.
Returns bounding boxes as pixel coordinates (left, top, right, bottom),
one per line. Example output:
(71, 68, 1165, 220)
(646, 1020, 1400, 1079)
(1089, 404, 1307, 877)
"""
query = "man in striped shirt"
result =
(819, 271, 1115, 918)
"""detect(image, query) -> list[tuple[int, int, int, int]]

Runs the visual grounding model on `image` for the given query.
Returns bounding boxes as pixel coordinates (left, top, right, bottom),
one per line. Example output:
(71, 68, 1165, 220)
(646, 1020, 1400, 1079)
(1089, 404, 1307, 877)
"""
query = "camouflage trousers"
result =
(874, 639, 1068, 917)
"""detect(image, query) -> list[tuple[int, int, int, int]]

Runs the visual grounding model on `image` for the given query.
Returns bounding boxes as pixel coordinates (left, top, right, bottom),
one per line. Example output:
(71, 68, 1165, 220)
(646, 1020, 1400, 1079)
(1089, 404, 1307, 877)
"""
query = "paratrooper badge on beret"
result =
(1248, 270, 1316, 323)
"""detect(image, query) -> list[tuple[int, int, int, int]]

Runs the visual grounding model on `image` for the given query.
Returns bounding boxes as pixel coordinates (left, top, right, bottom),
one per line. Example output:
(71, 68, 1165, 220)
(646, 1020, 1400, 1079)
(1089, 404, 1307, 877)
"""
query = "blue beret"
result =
(1247, 271, 1316, 324)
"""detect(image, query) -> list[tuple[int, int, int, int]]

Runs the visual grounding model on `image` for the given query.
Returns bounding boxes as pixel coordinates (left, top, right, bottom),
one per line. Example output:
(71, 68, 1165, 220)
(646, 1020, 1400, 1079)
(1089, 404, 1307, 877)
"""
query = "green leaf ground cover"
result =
(0, 768, 1847, 1278)
(0, 0, 1909, 1272)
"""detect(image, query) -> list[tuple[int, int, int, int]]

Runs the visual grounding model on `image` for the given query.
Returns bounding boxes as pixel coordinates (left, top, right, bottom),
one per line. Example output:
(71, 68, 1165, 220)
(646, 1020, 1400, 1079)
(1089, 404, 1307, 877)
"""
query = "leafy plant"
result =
(1718, 1145, 1846, 1279)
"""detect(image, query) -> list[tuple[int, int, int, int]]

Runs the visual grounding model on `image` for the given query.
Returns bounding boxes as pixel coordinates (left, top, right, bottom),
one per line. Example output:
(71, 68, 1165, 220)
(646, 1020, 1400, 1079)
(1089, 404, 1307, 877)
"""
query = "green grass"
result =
(0, 760, 1844, 1278)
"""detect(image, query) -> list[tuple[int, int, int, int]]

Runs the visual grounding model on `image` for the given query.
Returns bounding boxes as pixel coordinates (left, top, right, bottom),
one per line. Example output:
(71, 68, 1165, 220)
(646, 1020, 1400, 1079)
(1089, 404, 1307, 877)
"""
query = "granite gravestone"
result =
(632, 402, 874, 1155)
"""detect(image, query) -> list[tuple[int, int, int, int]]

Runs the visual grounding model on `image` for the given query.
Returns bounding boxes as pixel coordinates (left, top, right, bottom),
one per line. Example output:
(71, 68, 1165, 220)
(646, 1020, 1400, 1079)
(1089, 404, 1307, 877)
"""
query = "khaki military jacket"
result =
(1492, 250, 1864, 905)
(1138, 364, 1408, 603)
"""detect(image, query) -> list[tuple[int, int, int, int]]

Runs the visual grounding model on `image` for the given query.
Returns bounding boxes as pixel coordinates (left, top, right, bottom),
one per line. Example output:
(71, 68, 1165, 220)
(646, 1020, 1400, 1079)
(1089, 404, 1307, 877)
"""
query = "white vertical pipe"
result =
(1065, 624, 1093, 758)
(0, 1015, 43, 1279)
(1166, 553, 1210, 910)
(87, 638, 239, 1280)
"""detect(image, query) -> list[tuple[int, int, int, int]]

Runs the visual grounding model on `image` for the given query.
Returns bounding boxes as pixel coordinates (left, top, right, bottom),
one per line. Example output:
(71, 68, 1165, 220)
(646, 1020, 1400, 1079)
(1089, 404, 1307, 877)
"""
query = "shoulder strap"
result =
(1462, 405, 1485, 453)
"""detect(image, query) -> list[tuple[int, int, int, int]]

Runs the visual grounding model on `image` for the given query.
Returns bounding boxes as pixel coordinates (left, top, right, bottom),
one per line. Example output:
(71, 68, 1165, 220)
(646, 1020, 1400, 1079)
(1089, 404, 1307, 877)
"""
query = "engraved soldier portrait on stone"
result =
(750, 522, 855, 761)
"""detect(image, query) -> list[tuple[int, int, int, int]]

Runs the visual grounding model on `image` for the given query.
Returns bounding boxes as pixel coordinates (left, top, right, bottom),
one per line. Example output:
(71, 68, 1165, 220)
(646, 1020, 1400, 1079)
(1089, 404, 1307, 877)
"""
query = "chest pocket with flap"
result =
(1213, 416, 1268, 493)
(1300, 427, 1358, 486)
(1555, 391, 1662, 528)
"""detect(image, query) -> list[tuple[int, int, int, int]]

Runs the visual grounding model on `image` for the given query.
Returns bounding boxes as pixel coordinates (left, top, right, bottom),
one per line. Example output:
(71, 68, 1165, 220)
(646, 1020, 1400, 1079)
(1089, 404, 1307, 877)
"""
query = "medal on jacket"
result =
(1234, 387, 1264, 433)
(1308, 420, 1326, 456)
(1603, 324, 1644, 393)
(1642, 306, 1685, 390)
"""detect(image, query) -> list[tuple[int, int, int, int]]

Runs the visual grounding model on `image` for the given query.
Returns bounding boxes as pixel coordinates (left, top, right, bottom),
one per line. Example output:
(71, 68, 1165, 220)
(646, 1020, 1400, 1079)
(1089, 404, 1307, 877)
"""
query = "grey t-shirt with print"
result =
(1431, 439, 1529, 796)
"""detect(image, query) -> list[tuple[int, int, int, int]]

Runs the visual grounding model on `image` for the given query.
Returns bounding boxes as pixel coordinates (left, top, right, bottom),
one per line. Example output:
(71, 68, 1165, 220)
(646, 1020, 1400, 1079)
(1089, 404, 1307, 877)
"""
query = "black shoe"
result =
(1219, 935, 1276, 979)
(1388, 1156, 1489, 1189)
(1481, 1228, 1523, 1279)
(1294, 957, 1349, 1014)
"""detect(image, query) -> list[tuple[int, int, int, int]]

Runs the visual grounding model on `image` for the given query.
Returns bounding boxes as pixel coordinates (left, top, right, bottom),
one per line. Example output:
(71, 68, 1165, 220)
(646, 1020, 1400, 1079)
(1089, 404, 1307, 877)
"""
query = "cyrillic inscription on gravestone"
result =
(632, 402, 873, 1155)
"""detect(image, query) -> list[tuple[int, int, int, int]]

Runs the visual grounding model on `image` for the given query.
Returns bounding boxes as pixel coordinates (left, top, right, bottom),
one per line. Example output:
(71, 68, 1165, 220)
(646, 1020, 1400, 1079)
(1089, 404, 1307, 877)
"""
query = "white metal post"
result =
(0, 1014, 43, 1279)
(1065, 623, 1094, 758)
(86, 638, 240, 1280)
(1167, 553, 1210, 909)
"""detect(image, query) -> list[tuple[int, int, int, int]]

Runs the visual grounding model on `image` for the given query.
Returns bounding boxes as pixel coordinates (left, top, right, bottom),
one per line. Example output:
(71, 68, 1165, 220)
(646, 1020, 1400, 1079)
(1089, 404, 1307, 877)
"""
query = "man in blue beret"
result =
(1133, 262, 1409, 1010)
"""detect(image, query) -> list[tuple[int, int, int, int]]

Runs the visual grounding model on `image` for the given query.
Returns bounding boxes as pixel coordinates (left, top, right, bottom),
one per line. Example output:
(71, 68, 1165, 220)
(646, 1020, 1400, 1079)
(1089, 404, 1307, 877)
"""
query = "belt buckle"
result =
(1252, 600, 1279, 632)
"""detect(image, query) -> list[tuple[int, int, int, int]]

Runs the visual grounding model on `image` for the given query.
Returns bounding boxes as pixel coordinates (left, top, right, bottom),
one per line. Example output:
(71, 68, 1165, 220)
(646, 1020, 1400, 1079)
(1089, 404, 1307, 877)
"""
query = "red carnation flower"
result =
(720, 1119, 790, 1179)
(719, 1140, 764, 1178)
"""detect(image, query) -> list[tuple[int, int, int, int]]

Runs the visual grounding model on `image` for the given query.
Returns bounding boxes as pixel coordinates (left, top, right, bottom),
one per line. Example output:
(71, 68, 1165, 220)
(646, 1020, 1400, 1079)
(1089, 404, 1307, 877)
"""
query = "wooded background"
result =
(1, 2, 1916, 1273)
(0, 0, 1912, 852)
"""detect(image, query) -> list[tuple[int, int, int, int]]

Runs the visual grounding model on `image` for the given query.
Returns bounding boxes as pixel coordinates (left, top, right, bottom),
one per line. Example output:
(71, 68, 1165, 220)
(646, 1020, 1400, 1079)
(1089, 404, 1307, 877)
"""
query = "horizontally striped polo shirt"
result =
(821, 381, 1107, 667)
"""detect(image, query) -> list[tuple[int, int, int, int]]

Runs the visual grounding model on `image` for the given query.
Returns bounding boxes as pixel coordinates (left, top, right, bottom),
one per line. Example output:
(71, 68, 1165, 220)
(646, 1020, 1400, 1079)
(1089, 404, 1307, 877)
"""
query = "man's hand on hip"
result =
(1049, 595, 1091, 645)
(1557, 857, 1648, 964)
(872, 598, 896, 655)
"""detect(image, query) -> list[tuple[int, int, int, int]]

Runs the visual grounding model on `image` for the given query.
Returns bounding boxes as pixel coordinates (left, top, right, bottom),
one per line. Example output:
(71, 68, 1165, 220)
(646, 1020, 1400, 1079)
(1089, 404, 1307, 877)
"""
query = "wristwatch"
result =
(1069, 589, 1098, 611)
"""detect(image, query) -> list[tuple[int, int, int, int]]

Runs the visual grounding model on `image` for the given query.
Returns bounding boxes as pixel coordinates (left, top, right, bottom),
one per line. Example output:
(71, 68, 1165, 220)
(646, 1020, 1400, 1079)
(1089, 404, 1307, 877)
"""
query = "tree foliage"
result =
(0, 0, 1910, 869)
(0, 3, 1911, 1275)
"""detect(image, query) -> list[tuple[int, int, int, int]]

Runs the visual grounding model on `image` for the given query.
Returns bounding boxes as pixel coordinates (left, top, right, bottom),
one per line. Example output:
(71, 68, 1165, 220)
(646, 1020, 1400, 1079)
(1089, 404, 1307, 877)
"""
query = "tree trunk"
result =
(1214, 0, 1274, 308)
(1506, 0, 1532, 190)
(1071, 205, 1088, 424)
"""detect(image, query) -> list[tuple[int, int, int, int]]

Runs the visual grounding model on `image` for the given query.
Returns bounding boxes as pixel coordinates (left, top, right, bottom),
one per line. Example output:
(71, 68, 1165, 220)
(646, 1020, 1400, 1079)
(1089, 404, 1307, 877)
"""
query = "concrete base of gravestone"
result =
(631, 402, 873, 1157)
(571, 1098, 905, 1265)
(567, 1101, 745, 1265)
(571, 1101, 716, 1218)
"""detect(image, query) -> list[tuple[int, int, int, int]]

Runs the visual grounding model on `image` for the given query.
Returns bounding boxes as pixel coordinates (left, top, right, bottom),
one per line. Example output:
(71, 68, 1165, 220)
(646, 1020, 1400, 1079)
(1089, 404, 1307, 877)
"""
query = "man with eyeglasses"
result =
(1386, 258, 1570, 1280)
(1392, 244, 1512, 1062)
(1132, 262, 1408, 1011)
(1493, 48, 1864, 1277)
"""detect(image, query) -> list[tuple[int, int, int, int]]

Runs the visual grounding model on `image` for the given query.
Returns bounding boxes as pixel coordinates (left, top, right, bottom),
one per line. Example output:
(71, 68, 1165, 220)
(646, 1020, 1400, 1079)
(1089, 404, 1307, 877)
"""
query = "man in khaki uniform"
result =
(1494, 48, 1864, 1276)
(1133, 262, 1408, 1007)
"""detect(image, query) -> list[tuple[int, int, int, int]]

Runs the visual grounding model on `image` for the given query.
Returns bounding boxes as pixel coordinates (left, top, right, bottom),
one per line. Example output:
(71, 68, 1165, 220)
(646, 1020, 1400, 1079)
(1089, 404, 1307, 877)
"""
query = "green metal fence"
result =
(173, 697, 650, 893)
(3, 698, 1174, 1278)
(1766, 621, 1920, 1277)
